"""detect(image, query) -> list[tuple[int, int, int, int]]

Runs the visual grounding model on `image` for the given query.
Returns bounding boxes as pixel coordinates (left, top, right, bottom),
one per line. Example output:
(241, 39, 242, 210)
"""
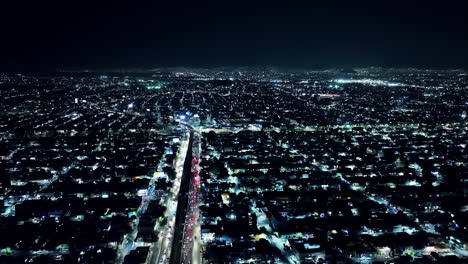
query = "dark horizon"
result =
(3, 63, 468, 74)
(1, 1, 467, 71)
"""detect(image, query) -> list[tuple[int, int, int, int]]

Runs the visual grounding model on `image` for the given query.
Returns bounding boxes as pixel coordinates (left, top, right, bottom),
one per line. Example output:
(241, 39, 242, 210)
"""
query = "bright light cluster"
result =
(334, 79, 403, 87)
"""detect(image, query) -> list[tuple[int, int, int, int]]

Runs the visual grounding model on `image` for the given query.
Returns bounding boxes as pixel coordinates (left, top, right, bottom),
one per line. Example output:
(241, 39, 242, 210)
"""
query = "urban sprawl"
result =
(0, 68, 467, 263)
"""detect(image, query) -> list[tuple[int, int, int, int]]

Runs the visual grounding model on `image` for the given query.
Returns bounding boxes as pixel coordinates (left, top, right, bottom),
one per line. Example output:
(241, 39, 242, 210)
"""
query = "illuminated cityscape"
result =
(0, 68, 467, 264)
(1, 1, 467, 263)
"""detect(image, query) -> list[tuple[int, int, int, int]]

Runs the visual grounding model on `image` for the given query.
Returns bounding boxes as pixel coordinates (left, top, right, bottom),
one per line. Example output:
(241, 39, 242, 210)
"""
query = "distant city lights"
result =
(334, 79, 403, 87)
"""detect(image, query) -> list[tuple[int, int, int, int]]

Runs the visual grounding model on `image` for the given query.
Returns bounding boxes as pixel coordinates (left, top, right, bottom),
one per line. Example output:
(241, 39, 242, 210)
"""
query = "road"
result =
(175, 126, 202, 264)
(169, 131, 194, 264)
(192, 215, 202, 264)
(189, 133, 202, 264)
(146, 132, 190, 264)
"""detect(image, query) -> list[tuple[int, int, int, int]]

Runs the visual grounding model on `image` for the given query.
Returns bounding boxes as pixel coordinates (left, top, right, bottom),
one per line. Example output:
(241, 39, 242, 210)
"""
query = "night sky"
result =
(1, 1, 467, 70)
